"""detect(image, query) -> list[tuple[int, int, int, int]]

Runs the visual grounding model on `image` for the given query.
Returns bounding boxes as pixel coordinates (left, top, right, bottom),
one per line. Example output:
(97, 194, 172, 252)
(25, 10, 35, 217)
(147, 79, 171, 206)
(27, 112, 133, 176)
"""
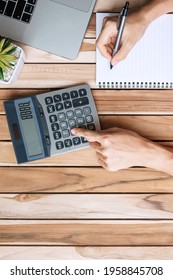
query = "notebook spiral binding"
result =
(98, 82, 173, 89)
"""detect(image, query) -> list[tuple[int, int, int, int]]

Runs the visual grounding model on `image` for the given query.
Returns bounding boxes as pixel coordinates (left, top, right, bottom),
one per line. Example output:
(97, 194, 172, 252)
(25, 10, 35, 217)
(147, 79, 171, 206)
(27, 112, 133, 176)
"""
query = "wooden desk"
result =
(1, 0, 173, 259)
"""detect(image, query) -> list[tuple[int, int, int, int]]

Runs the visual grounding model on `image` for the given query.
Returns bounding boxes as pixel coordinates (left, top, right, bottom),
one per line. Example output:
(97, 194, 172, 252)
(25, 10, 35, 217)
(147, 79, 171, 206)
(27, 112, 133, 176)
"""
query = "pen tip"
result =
(110, 64, 113, 70)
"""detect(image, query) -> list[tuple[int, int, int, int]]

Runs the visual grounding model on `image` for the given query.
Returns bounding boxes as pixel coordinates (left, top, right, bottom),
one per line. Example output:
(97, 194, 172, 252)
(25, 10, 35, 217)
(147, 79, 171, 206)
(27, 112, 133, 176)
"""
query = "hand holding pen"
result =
(110, 2, 129, 69)
(96, 2, 133, 68)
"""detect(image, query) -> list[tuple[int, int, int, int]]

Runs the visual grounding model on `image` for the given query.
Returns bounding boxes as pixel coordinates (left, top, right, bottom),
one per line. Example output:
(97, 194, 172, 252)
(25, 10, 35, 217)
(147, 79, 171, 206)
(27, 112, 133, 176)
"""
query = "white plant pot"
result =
(0, 45, 25, 84)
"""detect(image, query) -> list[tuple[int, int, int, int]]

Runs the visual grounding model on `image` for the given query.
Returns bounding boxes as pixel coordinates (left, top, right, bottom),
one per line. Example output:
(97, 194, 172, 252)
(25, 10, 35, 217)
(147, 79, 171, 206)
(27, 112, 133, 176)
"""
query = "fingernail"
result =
(71, 128, 76, 134)
(112, 59, 119, 66)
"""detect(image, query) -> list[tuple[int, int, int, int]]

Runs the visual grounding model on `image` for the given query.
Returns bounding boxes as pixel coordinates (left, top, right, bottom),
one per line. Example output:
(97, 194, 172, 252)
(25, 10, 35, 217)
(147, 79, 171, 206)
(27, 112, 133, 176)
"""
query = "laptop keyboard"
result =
(0, 0, 37, 23)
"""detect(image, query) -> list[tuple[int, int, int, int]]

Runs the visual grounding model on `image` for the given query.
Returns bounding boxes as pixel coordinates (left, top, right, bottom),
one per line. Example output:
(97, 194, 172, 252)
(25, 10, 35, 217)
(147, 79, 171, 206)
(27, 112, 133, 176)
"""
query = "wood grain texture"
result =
(1, 115, 173, 141)
(1, 246, 173, 260)
(1, 167, 173, 193)
(0, 193, 173, 219)
(0, 220, 173, 245)
(0, 0, 172, 259)
(0, 64, 96, 89)
(0, 142, 173, 166)
(1, 89, 173, 115)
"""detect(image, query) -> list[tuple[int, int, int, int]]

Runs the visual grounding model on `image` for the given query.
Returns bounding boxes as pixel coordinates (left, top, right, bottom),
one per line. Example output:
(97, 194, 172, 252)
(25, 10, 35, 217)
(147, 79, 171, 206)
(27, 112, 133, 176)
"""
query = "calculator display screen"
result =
(20, 117, 43, 157)
(16, 98, 44, 159)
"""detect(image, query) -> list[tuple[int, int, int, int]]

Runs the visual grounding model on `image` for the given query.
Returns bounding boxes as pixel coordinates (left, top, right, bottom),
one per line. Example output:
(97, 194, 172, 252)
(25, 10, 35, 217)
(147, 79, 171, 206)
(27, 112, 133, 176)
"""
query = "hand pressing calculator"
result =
(4, 84, 100, 164)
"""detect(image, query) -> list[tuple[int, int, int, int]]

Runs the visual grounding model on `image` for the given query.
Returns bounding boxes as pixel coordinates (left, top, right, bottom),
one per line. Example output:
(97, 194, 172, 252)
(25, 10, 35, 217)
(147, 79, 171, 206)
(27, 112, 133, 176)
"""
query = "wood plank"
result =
(0, 142, 172, 166)
(1, 167, 173, 193)
(0, 220, 173, 245)
(1, 115, 173, 141)
(1, 89, 173, 115)
(0, 64, 96, 89)
(0, 193, 173, 219)
(1, 246, 173, 260)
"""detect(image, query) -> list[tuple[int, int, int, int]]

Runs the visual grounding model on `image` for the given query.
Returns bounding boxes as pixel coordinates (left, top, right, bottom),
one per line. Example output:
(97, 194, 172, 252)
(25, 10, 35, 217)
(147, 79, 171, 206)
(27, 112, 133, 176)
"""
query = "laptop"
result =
(0, 0, 96, 59)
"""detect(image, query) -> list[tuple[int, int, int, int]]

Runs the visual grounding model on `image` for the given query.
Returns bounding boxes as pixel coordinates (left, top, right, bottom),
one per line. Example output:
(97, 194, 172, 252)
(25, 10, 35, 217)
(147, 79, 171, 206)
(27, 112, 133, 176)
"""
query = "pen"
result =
(110, 1, 129, 69)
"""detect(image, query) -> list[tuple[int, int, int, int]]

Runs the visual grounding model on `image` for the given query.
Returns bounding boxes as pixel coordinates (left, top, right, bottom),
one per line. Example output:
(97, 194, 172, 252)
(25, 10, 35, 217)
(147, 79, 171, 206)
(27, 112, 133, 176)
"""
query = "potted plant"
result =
(0, 36, 25, 84)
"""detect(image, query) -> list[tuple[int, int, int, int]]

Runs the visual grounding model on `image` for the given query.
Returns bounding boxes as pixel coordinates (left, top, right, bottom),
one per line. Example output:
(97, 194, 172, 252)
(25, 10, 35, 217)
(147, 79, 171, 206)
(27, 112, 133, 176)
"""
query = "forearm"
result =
(137, 0, 173, 26)
(145, 141, 173, 176)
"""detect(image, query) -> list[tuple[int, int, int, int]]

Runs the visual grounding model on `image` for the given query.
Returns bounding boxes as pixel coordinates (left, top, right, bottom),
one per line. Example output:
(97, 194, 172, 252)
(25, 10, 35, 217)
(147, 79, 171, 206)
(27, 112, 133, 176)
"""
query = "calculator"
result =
(4, 84, 100, 164)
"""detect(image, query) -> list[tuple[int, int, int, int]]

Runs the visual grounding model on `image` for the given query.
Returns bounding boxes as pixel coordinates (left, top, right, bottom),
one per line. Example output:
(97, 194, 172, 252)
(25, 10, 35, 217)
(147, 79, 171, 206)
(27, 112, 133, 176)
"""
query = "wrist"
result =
(144, 141, 173, 175)
(136, 0, 173, 27)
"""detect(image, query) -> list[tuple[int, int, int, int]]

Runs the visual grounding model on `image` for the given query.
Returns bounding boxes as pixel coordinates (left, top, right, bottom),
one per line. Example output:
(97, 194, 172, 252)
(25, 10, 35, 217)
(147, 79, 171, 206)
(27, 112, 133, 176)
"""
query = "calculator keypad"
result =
(44, 88, 97, 151)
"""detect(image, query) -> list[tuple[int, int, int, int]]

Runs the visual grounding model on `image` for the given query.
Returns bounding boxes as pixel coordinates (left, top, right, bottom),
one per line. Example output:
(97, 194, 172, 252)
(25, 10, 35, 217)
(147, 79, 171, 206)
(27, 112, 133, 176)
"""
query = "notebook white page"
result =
(96, 13, 173, 88)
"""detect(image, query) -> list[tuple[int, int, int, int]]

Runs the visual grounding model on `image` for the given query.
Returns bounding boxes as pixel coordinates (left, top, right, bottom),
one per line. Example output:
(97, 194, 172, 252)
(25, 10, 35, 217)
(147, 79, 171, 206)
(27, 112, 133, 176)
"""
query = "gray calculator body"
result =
(4, 84, 100, 164)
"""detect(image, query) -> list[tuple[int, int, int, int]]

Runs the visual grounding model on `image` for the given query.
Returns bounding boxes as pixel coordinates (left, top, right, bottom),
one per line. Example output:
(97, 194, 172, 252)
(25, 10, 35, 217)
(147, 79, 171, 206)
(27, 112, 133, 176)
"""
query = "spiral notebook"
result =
(96, 13, 173, 89)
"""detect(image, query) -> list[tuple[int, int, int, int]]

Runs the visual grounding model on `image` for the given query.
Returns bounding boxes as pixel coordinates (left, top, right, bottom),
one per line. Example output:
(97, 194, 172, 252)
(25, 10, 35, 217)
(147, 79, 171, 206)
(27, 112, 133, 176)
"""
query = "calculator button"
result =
(56, 141, 64, 150)
(68, 119, 76, 128)
(49, 115, 57, 123)
(72, 97, 89, 108)
(53, 131, 61, 140)
(58, 112, 66, 121)
(77, 117, 85, 125)
(70, 90, 78, 99)
(78, 125, 86, 130)
(64, 139, 72, 148)
(66, 110, 74, 119)
(45, 97, 53, 105)
(85, 115, 93, 123)
(47, 105, 55, 113)
(62, 92, 70, 100)
(60, 121, 68, 130)
(53, 94, 62, 103)
(87, 124, 96, 131)
(64, 100, 72, 109)
(84, 106, 91, 115)
(56, 103, 63, 111)
(51, 123, 59, 132)
(81, 137, 88, 143)
(74, 108, 83, 117)
(79, 88, 87, 97)
(62, 129, 70, 138)
(73, 137, 81, 146)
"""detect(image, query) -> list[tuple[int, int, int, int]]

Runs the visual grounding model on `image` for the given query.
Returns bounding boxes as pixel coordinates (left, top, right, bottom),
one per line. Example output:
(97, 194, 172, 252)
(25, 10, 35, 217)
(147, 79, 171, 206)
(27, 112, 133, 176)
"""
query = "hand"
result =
(71, 127, 173, 173)
(96, 11, 149, 66)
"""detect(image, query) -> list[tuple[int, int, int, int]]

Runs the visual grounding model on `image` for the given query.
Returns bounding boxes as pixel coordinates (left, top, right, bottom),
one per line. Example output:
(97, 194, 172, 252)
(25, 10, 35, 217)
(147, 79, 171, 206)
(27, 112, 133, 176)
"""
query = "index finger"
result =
(71, 128, 102, 143)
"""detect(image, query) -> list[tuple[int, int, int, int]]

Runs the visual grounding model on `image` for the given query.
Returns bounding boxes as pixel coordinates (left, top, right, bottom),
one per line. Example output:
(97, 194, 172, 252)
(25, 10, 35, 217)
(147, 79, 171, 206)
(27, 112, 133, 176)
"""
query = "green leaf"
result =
(2, 54, 16, 63)
(7, 47, 17, 55)
(0, 57, 11, 68)
(0, 60, 7, 70)
(0, 67, 4, 81)
(3, 38, 13, 49)
(1, 44, 16, 55)
(0, 38, 5, 52)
